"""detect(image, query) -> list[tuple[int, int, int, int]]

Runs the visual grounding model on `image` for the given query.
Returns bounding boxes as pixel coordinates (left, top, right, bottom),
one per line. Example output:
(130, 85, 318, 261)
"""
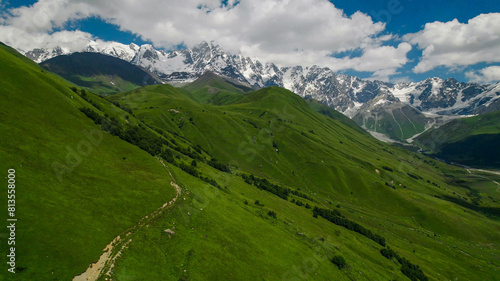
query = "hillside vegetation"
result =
(40, 52, 161, 95)
(0, 43, 176, 280)
(415, 110, 500, 168)
(107, 74, 500, 280)
(1, 42, 499, 281)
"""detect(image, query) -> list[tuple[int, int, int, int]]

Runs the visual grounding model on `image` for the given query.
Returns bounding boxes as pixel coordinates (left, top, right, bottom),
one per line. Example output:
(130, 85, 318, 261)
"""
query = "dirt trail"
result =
(466, 168, 500, 193)
(467, 168, 500, 176)
(73, 158, 180, 281)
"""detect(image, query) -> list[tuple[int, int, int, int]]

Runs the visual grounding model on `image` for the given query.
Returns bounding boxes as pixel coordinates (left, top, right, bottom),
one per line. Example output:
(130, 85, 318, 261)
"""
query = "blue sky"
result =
(1, 0, 499, 83)
(332, 0, 500, 82)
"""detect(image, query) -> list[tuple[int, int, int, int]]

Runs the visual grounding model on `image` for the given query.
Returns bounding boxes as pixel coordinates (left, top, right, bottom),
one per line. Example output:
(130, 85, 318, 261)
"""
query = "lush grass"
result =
(2, 42, 500, 280)
(106, 164, 399, 280)
(415, 110, 500, 168)
(0, 43, 176, 280)
(305, 97, 368, 135)
(181, 71, 252, 105)
(71, 74, 141, 95)
(40, 52, 160, 95)
(106, 159, 500, 280)
(354, 106, 427, 141)
(107, 82, 500, 280)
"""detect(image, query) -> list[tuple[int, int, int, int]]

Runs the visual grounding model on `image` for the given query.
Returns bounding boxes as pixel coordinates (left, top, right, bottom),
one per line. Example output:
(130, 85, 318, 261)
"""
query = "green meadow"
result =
(0, 42, 499, 280)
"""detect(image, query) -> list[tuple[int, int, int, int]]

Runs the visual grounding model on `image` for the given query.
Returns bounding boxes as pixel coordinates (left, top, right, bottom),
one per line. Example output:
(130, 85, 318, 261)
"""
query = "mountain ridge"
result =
(22, 41, 500, 140)
(40, 52, 161, 95)
(3, 41, 500, 281)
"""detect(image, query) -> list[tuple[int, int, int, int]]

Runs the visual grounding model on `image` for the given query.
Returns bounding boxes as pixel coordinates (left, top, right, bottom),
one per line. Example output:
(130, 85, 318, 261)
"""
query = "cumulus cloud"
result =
(0, 0, 411, 78)
(0, 24, 94, 52)
(0, 0, 96, 51)
(404, 13, 500, 73)
(466, 66, 500, 84)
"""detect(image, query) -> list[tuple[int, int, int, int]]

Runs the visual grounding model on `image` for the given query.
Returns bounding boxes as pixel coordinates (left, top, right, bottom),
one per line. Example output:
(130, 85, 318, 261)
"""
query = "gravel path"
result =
(73, 158, 181, 281)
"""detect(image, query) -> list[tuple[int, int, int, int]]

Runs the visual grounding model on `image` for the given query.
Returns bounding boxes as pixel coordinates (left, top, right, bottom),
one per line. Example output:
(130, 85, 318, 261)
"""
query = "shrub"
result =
(407, 172, 422, 180)
(313, 206, 386, 247)
(267, 210, 277, 219)
(382, 166, 393, 172)
(208, 159, 231, 173)
(331, 255, 347, 270)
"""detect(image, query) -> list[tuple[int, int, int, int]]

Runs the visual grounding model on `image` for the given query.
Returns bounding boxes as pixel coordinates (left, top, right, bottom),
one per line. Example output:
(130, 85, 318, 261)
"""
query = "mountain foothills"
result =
(40, 52, 161, 95)
(0, 42, 177, 279)
(414, 109, 500, 169)
(23, 41, 500, 141)
(2, 41, 500, 281)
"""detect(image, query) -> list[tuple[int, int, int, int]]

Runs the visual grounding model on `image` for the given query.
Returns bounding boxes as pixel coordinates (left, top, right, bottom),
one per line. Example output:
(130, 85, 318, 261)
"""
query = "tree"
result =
(191, 160, 197, 167)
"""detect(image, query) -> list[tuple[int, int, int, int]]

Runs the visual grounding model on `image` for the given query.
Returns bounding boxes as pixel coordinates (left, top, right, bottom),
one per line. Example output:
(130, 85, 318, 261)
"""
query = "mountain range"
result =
(3, 40, 500, 281)
(23, 41, 500, 141)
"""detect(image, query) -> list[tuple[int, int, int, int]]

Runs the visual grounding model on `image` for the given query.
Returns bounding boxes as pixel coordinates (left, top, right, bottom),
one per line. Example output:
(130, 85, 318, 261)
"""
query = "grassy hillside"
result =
(353, 103, 427, 141)
(2, 42, 500, 281)
(0, 43, 177, 280)
(106, 80, 500, 280)
(40, 52, 161, 95)
(182, 71, 253, 105)
(305, 97, 368, 135)
(414, 110, 500, 168)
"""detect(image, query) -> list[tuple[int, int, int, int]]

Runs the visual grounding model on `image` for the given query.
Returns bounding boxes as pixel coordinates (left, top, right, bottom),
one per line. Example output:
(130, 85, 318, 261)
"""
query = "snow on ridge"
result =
(21, 40, 500, 118)
(374, 99, 391, 106)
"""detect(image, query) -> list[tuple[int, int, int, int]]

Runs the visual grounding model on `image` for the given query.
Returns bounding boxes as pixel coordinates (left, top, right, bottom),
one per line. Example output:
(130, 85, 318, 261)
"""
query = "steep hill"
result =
(2, 42, 500, 281)
(414, 110, 500, 168)
(25, 42, 500, 116)
(40, 52, 161, 95)
(182, 71, 253, 105)
(106, 76, 500, 280)
(0, 42, 177, 280)
(352, 92, 429, 141)
(25, 41, 500, 142)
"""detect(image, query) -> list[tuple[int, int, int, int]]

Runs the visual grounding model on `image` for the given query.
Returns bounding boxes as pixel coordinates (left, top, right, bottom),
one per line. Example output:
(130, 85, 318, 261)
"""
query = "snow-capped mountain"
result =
(22, 41, 500, 130)
(390, 78, 500, 115)
(352, 91, 434, 141)
(85, 42, 139, 62)
(25, 42, 139, 63)
(351, 78, 500, 140)
(25, 46, 66, 63)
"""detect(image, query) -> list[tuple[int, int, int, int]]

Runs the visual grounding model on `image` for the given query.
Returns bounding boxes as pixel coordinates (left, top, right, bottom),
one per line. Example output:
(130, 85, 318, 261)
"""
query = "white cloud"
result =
(404, 13, 500, 73)
(0, 24, 94, 52)
(0, 0, 411, 78)
(0, 0, 96, 51)
(466, 66, 500, 84)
